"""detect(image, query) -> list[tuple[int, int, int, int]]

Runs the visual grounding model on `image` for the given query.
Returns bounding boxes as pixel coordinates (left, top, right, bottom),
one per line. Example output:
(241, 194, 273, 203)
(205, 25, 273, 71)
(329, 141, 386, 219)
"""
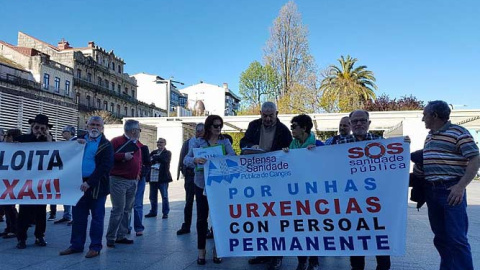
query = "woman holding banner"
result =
(284, 114, 324, 270)
(184, 115, 236, 265)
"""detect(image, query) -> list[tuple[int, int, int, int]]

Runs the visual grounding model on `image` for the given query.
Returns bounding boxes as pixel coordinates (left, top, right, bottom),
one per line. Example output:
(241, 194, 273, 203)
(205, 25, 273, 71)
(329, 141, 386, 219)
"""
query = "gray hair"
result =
(87, 116, 104, 126)
(124, 119, 140, 132)
(425, 100, 450, 121)
(261, 101, 277, 112)
(195, 123, 205, 132)
(349, 110, 370, 119)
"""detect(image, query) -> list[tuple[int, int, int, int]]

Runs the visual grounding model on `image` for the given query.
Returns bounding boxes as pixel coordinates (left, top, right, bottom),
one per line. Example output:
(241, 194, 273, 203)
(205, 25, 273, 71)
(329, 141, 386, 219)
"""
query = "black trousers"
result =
(195, 186, 209, 249)
(350, 255, 391, 270)
(17, 205, 47, 241)
(182, 176, 195, 229)
(2, 205, 18, 233)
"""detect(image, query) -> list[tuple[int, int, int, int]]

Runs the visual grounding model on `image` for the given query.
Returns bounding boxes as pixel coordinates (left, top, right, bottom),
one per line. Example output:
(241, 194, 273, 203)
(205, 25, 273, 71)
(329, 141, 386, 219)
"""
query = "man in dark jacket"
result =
(176, 123, 204, 235)
(16, 114, 54, 249)
(240, 101, 292, 153)
(241, 102, 292, 270)
(146, 138, 173, 219)
(59, 116, 113, 258)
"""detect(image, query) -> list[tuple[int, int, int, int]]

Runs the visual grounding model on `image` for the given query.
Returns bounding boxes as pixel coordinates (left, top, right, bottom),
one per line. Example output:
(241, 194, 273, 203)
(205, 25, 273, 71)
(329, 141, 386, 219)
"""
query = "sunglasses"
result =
(212, 124, 223, 129)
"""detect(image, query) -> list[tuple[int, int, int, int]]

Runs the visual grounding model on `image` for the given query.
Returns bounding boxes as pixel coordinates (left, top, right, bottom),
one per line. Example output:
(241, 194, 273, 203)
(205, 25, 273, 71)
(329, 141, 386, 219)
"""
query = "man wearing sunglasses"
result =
(240, 102, 292, 270)
(15, 114, 54, 249)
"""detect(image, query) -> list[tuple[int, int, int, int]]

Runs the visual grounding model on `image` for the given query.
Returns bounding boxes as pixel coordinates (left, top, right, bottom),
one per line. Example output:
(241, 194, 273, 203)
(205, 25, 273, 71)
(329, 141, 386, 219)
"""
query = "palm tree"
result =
(320, 55, 377, 112)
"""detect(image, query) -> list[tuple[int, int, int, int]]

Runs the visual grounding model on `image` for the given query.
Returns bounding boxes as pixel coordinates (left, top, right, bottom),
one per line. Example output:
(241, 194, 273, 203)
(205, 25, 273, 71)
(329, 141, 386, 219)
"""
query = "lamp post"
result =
(154, 78, 184, 117)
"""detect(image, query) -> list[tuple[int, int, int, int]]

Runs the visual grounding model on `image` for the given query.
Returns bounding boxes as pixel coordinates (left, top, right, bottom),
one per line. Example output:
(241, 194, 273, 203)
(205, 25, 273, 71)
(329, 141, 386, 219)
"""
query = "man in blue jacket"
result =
(59, 116, 114, 258)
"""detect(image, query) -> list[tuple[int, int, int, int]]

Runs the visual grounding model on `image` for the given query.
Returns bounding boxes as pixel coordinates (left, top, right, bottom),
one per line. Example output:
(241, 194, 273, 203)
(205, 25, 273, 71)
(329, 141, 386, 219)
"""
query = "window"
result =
(111, 82, 115, 92)
(124, 106, 128, 116)
(75, 93, 80, 104)
(112, 62, 115, 71)
(125, 87, 128, 95)
(97, 99, 101, 109)
(76, 69, 81, 79)
(54, 77, 60, 93)
(131, 90, 135, 98)
(87, 73, 92, 82)
(117, 104, 121, 115)
(86, 95, 91, 107)
(97, 77, 102, 86)
(117, 84, 121, 95)
(43, 73, 50, 90)
(131, 108, 135, 117)
(110, 103, 114, 112)
(118, 66, 121, 73)
(105, 79, 109, 89)
(65, 80, 70, 96)
(104, 101, 108, 111)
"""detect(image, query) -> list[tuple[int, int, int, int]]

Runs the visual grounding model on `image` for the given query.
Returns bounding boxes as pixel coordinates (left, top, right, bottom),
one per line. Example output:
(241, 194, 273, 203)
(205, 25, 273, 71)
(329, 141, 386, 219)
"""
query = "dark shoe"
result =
(144, 213, 157, 218)
(213, 248, 222, 264)
(162, 214, 168, 219)
(47, 214, 56, 221)
(176, 228, 190, 235)
(115, 238, 134, 244)
(3, 232, 16, 239)
(59, 248, 82, 256)
(206, 228, 214, 239)
(0, 231, 7, 237)
(35, 237, 47, 246)
(197, 257, 206, 265)
(54, 218, 71, 224)
(296, 262, 307, 270)
(267, 257, 283, 270)
(16, 240, 26, 249)
(106, 240, 115, 248)
(248, 256, 270, 264)
(136, 231, 143, 236)
(67, 220, 73, 226)
(85, 249, 100, 258)
(307, 264, 319, 270)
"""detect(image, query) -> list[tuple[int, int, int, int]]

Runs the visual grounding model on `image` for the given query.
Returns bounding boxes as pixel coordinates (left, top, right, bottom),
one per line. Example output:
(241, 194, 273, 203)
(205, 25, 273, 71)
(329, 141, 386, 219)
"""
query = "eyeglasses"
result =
(350, 119, 368, 124)
(157, 141, 166, 144)
(33, 126, 47, 131)
(132, 128, 142, 132)
(212, 124, 223, 129)
(290, 124, 299, 130)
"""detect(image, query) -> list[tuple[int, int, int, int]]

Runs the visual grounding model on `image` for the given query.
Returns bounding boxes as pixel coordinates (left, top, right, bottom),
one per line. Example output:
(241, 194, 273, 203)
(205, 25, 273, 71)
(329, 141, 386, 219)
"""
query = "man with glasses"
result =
(106, 120, 143, 248)
(240, 102, 292, 270)
(333, 110, 390, 270)
(15, 114, 54, 249)
(176, 123, 205, 235)
(325, 116, 351, 145)
(145, 138, 172, 219)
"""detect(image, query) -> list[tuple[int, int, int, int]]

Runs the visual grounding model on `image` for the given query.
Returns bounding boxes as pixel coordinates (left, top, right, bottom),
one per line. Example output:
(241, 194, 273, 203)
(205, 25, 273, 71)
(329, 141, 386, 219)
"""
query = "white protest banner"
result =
(0, 141, 85, 205)
(205, 137, 410, 257)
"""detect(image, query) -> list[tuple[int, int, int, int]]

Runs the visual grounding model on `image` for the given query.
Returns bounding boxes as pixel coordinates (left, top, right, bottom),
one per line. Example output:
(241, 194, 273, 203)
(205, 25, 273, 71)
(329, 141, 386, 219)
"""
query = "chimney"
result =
(57, 39, 71, 50)
(88, 41, 95, 48)
(223, 83, 228, 89)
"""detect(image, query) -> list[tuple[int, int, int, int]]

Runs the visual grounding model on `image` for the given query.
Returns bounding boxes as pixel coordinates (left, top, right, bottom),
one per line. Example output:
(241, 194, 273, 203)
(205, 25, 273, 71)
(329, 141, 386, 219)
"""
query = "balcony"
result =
(0, 72, 41, 90)
(74, 77, 135, 104)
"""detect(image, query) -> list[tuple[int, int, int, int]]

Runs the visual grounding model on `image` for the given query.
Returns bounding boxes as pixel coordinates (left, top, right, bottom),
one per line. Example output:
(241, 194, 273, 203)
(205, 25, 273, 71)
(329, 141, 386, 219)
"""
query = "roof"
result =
(0, 55, 26, 70)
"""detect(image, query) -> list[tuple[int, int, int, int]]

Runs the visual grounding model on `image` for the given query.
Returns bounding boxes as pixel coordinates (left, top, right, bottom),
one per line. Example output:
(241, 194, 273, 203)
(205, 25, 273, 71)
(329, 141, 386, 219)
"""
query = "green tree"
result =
(320, 55, 377, 112)
(239, 61, 279, 111)
(264, 1, 316, 98)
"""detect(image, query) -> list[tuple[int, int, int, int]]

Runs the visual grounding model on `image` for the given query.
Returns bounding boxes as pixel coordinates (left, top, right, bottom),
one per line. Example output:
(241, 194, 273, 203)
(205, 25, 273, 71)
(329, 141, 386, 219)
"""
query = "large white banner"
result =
(205, 137, 410, 257)
(0, 141, 85, 205)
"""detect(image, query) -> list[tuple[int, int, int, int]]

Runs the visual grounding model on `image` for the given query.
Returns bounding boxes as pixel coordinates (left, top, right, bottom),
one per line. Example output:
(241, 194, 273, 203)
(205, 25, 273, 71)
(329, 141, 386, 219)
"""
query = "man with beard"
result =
(59, 116, 113, 258)
(15, 114, 53, 249)
(325, 116, 351, 145)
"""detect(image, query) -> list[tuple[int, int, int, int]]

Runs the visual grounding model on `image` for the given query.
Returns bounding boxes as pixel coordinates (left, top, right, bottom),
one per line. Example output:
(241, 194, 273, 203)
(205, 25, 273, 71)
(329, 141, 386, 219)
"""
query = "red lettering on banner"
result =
(314, 199, 329, 214)
(45, 179, 52, 199)
(17, 180, 36, 199)
(334, 199, 341, 214)
(280, 201, 292, 216)
(246, 203, 259, 217)
(37, 180, 44, 199)
(366, 197, 381, 213)
(229, 204, 241, 218)
(53, 179, 61, 199)
(262, 202, 276, 217)
(1, 179, 19, 199)
(346, 198, 362, 214)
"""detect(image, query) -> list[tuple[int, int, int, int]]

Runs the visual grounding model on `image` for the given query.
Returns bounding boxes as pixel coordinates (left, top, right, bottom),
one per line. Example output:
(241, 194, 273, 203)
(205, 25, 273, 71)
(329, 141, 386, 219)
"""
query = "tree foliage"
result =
(264, 1, 316, 98)
(320, 55, 377, 112)
(239, 61, 279, 110)
(364, 94, 425, 111)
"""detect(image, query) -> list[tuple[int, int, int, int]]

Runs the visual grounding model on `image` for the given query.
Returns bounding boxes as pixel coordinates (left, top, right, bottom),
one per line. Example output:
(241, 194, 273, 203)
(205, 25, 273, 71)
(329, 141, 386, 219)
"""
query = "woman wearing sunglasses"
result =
(183, 115, 236, 265)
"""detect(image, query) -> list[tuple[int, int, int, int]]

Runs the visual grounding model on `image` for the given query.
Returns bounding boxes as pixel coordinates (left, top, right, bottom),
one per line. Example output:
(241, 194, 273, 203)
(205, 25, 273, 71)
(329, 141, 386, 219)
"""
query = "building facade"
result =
(179, 82, 240, 116)
(14, 32, 162, 127)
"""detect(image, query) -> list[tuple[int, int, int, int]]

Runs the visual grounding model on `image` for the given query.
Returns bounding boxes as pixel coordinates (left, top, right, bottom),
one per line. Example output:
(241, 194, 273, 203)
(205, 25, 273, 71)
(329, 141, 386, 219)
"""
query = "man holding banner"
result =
(59, 116, 113, 258)
(335, 109, 390, 270)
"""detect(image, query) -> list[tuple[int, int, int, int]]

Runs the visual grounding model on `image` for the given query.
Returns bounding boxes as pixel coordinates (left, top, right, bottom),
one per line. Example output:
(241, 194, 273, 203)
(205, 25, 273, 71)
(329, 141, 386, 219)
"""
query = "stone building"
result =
(14, 32, 163, 127)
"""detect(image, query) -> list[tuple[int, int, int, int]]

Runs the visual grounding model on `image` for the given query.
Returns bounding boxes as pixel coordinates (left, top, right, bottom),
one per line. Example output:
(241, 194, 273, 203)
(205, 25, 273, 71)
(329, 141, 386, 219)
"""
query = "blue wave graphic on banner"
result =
(206, 159, 241, 186)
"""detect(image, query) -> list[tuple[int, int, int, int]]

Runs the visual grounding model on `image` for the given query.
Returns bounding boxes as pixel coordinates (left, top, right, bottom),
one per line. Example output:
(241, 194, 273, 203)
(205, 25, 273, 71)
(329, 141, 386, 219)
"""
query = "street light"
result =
(154, 77, 184, 117)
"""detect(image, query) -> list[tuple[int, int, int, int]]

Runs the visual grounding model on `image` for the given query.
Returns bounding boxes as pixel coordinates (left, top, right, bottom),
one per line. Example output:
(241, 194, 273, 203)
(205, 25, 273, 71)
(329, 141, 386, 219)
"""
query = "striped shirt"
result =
(423, 121, 479, 181)
(336, 133, 382, 144)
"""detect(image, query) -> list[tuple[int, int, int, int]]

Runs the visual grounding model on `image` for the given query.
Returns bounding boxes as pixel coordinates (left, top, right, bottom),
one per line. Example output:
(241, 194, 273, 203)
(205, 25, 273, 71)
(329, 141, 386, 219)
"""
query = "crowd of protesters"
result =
(0, 99, 478, 270)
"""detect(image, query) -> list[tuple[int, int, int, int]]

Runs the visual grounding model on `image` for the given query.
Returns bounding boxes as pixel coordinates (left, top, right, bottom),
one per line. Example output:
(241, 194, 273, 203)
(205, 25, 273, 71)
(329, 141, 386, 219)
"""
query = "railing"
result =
(0, 72, 41, 90)
(73, 77, 136, 103)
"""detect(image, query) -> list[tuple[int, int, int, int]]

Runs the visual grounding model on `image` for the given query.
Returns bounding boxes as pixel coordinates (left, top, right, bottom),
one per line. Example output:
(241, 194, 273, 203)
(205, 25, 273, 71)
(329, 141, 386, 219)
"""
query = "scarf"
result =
(289, 132, 316, 149)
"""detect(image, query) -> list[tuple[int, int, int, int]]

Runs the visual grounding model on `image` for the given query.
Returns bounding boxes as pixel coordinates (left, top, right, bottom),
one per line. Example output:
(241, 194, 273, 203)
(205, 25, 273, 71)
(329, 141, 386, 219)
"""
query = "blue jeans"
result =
(63, 205, 72, 220)
(129, 176, 146, 232)
(425, 180, 473, 270)
(149, 182, 170, 215)
(70, 193, 107, 252)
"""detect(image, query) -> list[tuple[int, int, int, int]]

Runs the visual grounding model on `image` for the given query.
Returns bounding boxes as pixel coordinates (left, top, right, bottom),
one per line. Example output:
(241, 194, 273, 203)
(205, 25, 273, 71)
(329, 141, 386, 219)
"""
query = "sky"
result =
(1, 0, 479, 109)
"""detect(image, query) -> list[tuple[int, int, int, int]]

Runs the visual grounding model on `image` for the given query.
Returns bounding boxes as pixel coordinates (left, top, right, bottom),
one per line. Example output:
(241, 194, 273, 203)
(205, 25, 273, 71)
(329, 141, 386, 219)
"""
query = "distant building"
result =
(179, 82, 240, 116)
(10, 32, 163, 126)
(134, 72, 189, 117)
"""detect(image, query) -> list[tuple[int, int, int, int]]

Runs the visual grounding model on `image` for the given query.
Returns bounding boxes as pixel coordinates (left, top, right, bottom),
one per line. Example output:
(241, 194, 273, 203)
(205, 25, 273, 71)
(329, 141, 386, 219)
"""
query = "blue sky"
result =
(1, 0, 479, 109)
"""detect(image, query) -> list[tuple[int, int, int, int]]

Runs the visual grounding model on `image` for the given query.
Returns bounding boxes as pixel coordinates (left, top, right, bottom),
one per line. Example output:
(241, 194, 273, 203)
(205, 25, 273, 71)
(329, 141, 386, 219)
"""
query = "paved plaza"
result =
(0, 180, 479, 270)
